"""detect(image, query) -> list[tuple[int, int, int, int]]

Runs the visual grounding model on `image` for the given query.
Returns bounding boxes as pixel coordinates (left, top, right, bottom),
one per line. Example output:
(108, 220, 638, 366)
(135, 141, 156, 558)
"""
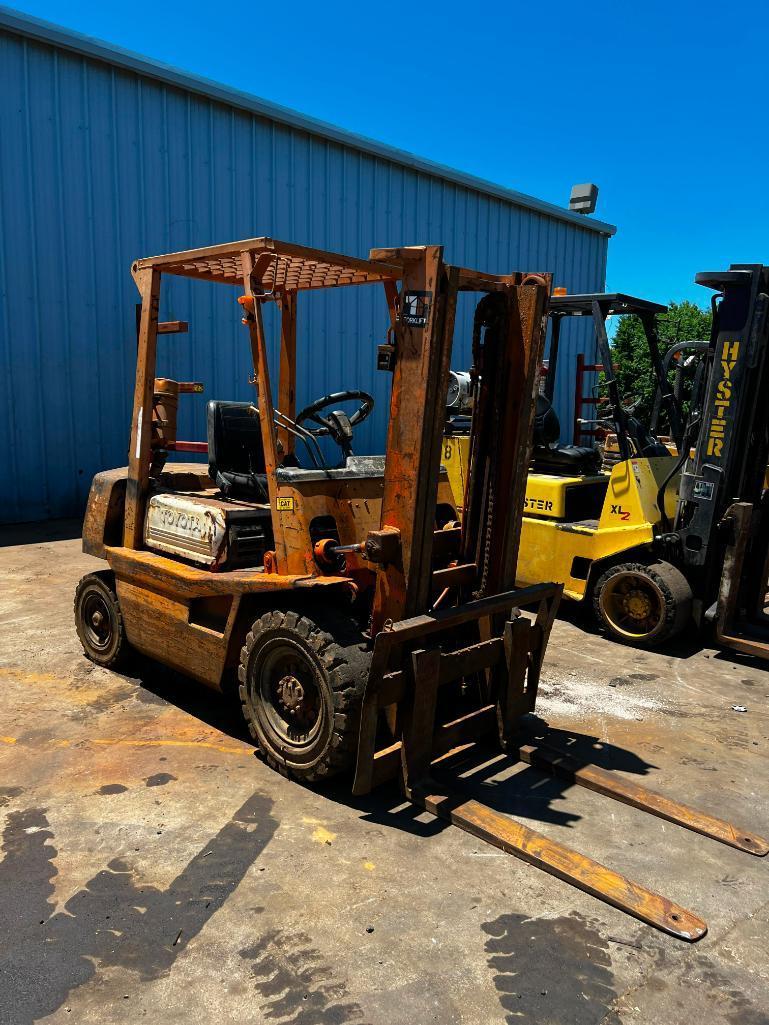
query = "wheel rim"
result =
(81, 589, 114, 652)
(252, 637, 325, 752)
(599, 571, 666, 640)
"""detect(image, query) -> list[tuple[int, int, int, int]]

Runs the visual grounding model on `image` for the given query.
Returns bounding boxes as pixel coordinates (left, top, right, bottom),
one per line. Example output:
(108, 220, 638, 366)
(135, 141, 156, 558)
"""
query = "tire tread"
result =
(73, 570, 129, 668)
(238, 607, 369, 783)
(593, 559, 692, 648)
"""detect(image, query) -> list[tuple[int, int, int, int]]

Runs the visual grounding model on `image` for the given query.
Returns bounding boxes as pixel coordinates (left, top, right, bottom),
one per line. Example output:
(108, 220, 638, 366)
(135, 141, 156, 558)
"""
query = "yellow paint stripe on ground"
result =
(90, 738, 252, 755)
(0, 667, 65, 685)
(0, 735, 250, 755)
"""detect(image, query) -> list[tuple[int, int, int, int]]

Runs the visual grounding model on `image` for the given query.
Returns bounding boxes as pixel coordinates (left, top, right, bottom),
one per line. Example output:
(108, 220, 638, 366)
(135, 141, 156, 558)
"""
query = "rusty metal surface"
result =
(413, 789, 707, 941)
(121, 239, 556, 811)
(133, 237, 402, 290)
(124, 267, 161, 550)
(105, 546, 353, 598)
(352, 584, 561, 796)
(371, 246, 456, 631)
(519, 743, 769, 857)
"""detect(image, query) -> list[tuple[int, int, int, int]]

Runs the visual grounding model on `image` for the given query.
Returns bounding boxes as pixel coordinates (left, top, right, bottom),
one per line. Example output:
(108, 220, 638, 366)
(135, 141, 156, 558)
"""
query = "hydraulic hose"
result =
(656, 421, 698, 533)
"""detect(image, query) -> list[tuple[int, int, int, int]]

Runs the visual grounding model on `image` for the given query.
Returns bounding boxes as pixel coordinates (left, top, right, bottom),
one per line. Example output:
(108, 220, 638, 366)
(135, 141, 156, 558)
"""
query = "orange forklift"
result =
(75, 237, 766, 941)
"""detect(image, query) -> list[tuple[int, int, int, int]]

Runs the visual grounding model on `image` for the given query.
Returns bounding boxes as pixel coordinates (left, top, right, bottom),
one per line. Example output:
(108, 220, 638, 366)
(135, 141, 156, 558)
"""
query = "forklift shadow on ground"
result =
(120, 649, 657, 839)
(0, 518, 83, 548)
(123, 654, 254, 746)
(556, 598, 706, 660)
(333, 715, 658, 837)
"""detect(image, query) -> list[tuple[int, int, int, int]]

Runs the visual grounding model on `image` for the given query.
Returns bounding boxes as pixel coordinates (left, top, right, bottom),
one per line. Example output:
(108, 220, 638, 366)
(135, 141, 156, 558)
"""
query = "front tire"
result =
(593, 560, 692, 648)
(74, 571, 129, 667)
(238, 608, 370, 782)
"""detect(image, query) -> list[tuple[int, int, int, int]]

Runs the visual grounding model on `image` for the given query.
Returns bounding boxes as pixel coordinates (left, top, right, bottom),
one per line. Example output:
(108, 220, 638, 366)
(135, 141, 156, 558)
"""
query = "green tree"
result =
(605, 300, 712, 428)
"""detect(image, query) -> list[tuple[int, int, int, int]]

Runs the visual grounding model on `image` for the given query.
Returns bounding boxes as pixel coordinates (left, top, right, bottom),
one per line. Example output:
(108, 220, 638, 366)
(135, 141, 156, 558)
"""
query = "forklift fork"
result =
(413, 734, 766, 940)
(411, 788, 707, 941)
(353, 580, 767, 942)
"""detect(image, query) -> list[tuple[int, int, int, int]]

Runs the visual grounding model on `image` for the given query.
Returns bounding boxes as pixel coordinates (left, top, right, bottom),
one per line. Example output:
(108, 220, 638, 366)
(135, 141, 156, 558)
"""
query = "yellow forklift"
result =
(445, 292, 691, 647)
(446, 270, 769, 657)
(73, 239, 766, 940)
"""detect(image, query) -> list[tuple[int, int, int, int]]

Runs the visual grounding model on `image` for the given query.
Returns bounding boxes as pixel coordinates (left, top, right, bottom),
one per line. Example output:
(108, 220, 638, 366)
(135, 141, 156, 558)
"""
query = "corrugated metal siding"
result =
(0, 25, 607, 524)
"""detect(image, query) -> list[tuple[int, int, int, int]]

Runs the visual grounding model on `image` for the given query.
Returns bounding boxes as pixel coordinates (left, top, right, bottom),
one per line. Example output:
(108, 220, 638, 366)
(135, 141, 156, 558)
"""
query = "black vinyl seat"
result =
(530, 394, 601, 476)
(531, 444, 602, 474)
(207, 401, 387, 500)
(207, 400, 269, 502)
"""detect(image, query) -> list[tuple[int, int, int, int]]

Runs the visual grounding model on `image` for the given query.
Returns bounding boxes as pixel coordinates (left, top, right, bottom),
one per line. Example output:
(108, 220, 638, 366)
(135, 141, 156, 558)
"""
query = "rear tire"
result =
(593, 560, 692, 648)
(238, 608, 370, 783)
(74, 571, 129, 667)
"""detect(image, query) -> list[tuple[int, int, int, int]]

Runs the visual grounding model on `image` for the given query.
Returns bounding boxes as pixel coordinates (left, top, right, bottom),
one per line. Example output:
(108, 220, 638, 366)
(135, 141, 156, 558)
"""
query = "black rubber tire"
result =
(592, 560, 692, 648)
(74, 571, 129, 667)
(238, 608, 370, 783)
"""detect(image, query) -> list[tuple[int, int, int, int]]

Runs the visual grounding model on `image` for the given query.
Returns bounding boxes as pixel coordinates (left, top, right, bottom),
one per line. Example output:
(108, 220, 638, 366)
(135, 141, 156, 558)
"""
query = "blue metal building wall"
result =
(0, 12, 610, 524)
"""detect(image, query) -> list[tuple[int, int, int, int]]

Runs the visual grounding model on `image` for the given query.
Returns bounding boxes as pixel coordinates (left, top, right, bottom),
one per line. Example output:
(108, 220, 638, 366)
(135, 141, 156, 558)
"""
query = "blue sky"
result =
(9, 0, 769, 308)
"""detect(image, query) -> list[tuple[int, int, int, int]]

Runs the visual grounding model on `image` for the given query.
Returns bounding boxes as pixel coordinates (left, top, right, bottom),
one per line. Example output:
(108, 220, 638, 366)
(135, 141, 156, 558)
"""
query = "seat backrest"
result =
(625, 416, 671, 458)
(533, 393, 561, 448)
(207, 401, 266, 482)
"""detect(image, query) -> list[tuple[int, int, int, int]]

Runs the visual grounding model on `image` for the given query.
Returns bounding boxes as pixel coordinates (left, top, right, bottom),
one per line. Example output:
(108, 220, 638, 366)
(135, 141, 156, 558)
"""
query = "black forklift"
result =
(672, 265, 769, 655)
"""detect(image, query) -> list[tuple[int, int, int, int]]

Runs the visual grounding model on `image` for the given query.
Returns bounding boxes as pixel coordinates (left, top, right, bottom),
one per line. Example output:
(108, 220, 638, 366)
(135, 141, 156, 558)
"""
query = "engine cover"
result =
(144, 494, 227, 566)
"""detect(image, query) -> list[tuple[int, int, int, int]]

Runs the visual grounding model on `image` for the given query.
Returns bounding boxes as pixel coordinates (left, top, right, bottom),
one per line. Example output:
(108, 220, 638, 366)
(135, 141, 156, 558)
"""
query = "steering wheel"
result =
(295, 390, 374, 458)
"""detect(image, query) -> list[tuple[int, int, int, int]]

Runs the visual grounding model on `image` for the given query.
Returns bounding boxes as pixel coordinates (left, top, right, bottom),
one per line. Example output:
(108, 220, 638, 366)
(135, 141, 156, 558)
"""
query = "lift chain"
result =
(471, 293, 507, 599)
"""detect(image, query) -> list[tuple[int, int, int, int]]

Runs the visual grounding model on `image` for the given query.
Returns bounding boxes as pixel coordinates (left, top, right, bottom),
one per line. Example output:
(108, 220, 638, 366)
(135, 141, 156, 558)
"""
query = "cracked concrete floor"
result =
(1, 520, 768, 1025)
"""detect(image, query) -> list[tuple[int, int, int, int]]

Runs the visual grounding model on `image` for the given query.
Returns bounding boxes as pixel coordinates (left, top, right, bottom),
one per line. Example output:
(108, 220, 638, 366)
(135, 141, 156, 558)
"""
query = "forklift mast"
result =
(676, 265, 769, 620)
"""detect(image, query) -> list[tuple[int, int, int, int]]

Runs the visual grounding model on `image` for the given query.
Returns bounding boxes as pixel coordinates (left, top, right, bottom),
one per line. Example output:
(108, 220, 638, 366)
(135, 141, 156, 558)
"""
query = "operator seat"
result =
(530, 394, 601, 475)
(207, 400, 269, 502)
